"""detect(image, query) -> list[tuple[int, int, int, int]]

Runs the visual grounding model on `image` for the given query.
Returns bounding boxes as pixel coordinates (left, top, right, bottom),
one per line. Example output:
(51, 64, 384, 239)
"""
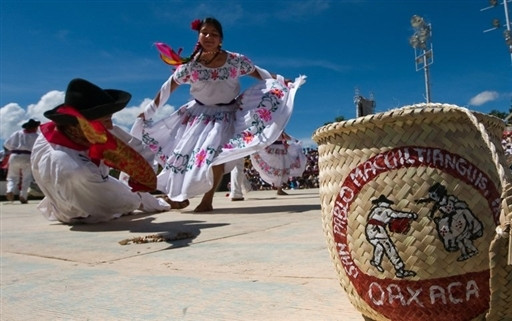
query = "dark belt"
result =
(195, 99, 236, 106)
(11, 150, 31, 155)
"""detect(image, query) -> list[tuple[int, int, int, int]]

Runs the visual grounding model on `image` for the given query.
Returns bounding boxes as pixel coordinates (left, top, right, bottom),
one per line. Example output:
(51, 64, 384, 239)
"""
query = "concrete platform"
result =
(0, 188, 364, 321)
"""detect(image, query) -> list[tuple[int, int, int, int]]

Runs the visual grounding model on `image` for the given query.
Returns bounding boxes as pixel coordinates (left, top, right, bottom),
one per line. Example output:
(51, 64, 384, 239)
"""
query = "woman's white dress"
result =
(136, 51, 305, 201)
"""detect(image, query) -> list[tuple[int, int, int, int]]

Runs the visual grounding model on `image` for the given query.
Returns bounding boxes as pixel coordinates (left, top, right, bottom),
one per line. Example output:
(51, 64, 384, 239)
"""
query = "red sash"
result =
(41, 106, 156, 192)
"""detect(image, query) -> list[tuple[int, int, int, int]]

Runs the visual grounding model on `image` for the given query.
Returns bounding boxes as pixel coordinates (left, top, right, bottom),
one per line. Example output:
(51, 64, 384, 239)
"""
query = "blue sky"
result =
(1, 0, 511, 148)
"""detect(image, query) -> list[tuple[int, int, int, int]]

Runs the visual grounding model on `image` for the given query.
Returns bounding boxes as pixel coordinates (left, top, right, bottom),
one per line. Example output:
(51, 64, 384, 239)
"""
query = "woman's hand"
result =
(138, 112, 145, 121)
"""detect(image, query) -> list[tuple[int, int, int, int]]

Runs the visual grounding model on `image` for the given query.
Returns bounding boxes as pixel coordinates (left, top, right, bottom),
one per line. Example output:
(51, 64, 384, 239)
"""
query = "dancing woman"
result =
(136, 17, 306, 212)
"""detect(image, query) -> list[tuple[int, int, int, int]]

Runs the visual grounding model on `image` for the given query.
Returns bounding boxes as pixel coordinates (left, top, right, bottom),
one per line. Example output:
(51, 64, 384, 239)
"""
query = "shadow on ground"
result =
(69, 214, 230, 249)
(196, 203, 321, 215)
(61, 197, 320, 249)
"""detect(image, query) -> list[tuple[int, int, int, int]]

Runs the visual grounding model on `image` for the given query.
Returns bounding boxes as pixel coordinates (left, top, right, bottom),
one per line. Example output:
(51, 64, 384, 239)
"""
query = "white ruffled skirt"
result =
(133, 76, 305, 201)
(250, 139, 307, 187)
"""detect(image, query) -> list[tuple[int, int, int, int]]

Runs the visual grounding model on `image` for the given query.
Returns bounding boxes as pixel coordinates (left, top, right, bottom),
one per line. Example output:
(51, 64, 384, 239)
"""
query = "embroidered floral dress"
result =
(250, 134, 307, 188)
(136, 51, 305, 201)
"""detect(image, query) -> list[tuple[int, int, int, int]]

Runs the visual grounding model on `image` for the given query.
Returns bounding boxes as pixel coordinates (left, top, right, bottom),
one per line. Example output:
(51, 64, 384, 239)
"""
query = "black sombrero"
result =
(21, 118, 41, 129)
(371, 194, 395, 205)
(44, 78, 131, 125)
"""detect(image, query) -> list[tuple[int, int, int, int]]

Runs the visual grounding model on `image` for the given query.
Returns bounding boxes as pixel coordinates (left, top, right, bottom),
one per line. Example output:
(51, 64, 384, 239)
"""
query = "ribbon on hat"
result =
(45, 106, 157, 192)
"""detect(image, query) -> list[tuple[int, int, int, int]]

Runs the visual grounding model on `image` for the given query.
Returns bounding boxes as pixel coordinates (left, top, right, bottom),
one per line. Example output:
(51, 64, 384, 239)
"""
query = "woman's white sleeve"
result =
(143, 75, 173, 119)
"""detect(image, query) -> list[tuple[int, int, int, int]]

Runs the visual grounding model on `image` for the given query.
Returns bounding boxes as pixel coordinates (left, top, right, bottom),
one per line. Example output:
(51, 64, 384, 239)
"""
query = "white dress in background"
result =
(250, 136, 307, 188)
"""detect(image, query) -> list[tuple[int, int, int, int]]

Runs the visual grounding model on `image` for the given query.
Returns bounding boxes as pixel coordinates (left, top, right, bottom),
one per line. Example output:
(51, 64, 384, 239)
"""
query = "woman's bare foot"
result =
(194, 202, 213, 213)
(277, 189, 288, 195)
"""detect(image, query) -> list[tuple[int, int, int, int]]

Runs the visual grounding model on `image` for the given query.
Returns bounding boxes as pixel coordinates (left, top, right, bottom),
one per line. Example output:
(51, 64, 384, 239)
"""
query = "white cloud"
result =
(469, 91, 499, 106)
(1, 91, 175, 145)
(1, 90, 64, 144)
(0, 103, 27, 141)
(27, 90, 65, 122)
(299, 137, 318, 149)
(113, 102, 148, 132)
(113, 98, 175, 133)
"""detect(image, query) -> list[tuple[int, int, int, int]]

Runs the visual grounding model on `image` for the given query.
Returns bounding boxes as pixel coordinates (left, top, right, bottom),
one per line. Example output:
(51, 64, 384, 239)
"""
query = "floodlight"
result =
(409, 15, 433, 103)
(505, 30, 512, 45)
(481, 0, 512, 65)
(410, 15, 425, 28)
(409, 35, 420, 48)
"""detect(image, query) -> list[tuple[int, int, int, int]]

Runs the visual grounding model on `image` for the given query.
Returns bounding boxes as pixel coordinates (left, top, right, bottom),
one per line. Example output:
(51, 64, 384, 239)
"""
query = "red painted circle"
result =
(332, 146, 499, 321)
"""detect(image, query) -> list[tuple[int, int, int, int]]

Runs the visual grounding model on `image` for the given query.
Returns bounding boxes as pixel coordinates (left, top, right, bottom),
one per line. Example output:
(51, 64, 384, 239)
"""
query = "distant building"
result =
(354, 89, 376, 117)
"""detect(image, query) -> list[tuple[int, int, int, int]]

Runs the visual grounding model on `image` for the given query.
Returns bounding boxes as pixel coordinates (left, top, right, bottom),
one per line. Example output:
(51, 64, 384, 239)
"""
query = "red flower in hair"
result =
(191, 19, 202, 31)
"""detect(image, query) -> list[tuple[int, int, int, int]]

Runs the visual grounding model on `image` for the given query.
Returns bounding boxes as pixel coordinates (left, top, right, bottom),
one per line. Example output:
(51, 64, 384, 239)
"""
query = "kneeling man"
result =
(31, 78, 170, 224)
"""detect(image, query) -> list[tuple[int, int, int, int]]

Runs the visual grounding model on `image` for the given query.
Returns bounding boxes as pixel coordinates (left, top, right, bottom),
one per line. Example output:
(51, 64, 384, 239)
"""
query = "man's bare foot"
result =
(161, 196, 190, 209)
(194, 203, 213, 213)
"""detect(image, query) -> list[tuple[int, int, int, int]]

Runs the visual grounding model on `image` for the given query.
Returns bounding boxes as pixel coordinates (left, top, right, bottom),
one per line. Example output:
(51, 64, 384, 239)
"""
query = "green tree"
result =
(324, 116, 345, 126)
(489, 109, 508, 119)
(489, 100, 512, 122)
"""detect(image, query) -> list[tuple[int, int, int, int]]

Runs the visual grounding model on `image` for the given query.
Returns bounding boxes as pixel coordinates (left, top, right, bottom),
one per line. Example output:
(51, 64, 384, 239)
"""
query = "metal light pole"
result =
(409, 15, 434, 104)
(481, 0, 512, 65)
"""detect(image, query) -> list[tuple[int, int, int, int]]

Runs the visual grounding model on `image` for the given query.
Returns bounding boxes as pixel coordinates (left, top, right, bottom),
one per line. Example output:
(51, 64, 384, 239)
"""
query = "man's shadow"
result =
(67, 201, 320, 248)
(70, 213, 229, 249)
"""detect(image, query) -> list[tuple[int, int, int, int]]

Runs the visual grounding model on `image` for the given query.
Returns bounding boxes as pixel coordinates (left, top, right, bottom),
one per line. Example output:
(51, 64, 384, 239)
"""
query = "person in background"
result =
(250, 131, 306, 195)
(31, 78, 170, 224)
(0, 148, 7, 180)
(136, 17, 305, 212)
(228, 157, 250, 201)
(4, 118, 41, 203)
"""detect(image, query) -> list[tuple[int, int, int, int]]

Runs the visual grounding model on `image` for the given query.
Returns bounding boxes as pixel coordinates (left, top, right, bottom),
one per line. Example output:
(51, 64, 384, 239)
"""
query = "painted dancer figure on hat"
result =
(3, 119, 41, 204)
(365, 194, 418, 278)
(135, 17, 306, 212)
(416, 182, 484, 261)
(250, 131, 306, 195)
(31, 78, 170, 224)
